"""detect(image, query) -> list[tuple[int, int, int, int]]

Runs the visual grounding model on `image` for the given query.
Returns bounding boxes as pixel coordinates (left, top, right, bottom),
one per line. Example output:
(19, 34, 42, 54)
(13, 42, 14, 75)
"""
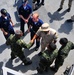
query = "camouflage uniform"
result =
(6, 34, 32, 65)
(37, 45, 58, 73)
(54, 41, 74, 71)
(60, 0, 73, 10)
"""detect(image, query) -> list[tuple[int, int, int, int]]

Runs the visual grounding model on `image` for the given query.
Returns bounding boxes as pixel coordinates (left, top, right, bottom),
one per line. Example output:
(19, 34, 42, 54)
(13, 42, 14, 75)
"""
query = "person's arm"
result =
(21, 40, 33, 49)
(1, 28, 8, 35)
(18, 5, 26, 22)
(26, 34, 38, 48)
(53, 32, 58, 44)
(26, 4, 32, 22)
(25, 14, 32, 23)
(27, 17, 32, 32)
(10, 19, 14, 27)
(25, 7, 32, 23)
(19, 15, 26, 22)
(21, 40, 28, 48)
(27, 24, 31, 32)
(28, 28, 41, 48)
(30, 34, 37, 43)
(8, 13, 14, 27)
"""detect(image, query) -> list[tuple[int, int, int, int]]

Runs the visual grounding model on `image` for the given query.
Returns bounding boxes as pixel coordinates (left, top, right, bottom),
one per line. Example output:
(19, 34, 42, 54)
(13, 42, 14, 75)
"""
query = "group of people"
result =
(0, 0, 74, 74)
(36, 37, 74, 73)
(5, 22, 74, 74)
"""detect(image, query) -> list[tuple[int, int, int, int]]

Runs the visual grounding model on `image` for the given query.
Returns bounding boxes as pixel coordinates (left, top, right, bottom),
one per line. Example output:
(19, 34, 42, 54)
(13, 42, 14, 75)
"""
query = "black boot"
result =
(57, 8, 62, 12)
(38, 52, 42, 56)
(41, 0, 44, 5)
(50, 66, 58, 72)
(11, 56, 16, 60)
(45, 67, 49, 72)
(41, 2, 44, 5)
(67, 8, 70, 12)
(34, 47, 39, 51)
(37, 67, 43, 74)
(24, 60, 32, 65)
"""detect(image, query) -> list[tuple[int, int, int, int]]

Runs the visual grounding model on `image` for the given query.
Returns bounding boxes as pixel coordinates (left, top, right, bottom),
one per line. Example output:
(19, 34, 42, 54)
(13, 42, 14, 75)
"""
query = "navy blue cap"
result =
(1, 9, 7, 16)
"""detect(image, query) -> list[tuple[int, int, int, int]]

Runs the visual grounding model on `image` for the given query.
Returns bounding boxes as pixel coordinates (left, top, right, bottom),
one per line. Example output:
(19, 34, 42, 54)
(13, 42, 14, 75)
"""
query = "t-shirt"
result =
(0, 13, 14, 32)
(28, 17, 43, 32)
(18, 4, 32, 19)
(36, 28, 58, 45)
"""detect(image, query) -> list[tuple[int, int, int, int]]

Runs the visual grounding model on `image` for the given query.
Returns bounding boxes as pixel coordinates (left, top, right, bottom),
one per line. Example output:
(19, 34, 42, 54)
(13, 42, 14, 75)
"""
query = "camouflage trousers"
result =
(38, 57, 51, 72)
(60, 0, 73, 9)
(11, 51, 27, 64)
(54, 56, 64, 70)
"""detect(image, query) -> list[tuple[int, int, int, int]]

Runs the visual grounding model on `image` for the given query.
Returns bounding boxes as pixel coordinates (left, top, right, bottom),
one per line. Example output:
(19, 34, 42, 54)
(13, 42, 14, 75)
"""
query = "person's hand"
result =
(25, 19, 28, 23)
(30, 40, 34, 43)
(12, 23, 15, 27)
(27, 29, 30, 33)
(4, 32, 8, 35)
